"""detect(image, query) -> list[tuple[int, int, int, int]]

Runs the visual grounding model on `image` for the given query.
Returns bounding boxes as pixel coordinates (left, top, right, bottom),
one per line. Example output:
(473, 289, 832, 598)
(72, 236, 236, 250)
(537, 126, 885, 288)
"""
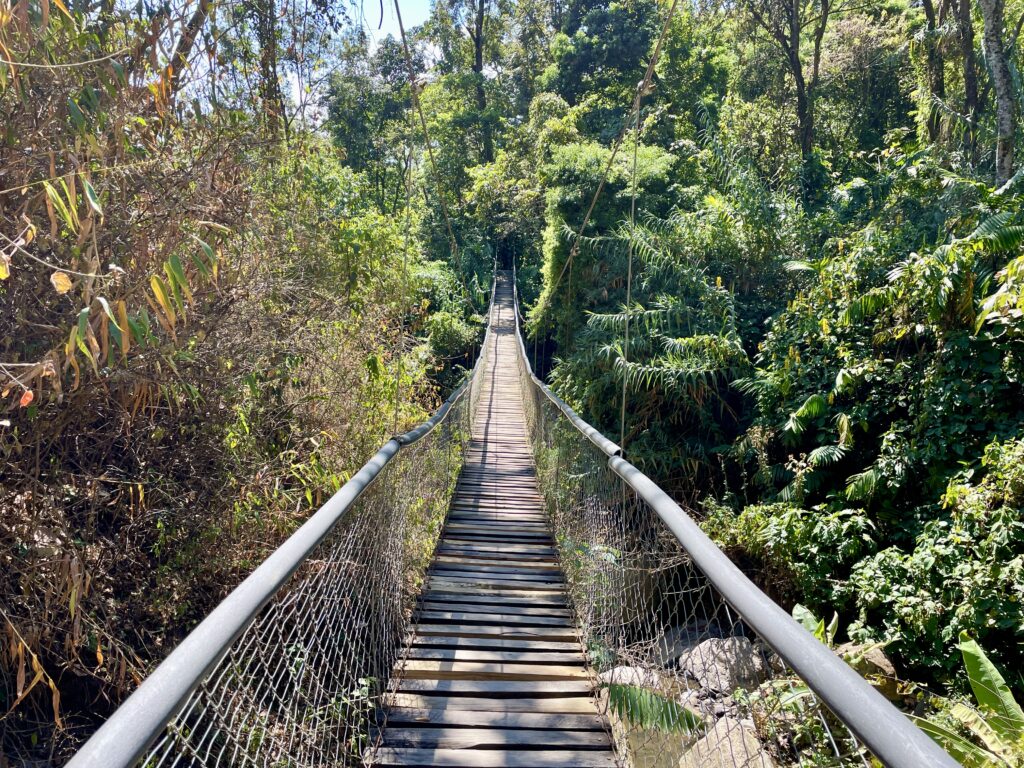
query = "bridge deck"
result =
(373, 282, 615, 767)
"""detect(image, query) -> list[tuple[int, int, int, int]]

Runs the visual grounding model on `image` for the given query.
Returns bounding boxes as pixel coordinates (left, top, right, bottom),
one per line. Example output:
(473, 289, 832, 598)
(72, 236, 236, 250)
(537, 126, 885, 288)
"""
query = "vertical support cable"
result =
(619, 101, 641, 454)
(394, 134, 414, 434)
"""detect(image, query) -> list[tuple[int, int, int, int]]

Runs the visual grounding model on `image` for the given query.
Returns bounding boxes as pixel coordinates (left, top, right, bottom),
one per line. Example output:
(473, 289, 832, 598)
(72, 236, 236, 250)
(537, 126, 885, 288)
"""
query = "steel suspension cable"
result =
(620, 100, 642, 453)
(394, 131, 415, 434)
(546, 0, 680, 310)
(393, 0, 460, 265)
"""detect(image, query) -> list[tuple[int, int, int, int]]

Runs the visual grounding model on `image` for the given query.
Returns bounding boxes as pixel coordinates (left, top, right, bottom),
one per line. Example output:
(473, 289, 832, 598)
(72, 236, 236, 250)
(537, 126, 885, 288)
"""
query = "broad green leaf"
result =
(950, 703, 1019, 765)
(910, 715, 1005, 768)
(43, 180, 77, 234)
(959, 632, 1024, 744)
(167, 255, 193, 302)
(189, 249, 212, 279)
(94, 297, 122, 331)
(796, 393, 827, 419)
(67, 98, 85, 131)
(793, 604, 819, 634)
(605, 683, 702, 733)
(163, 262, 185, 311)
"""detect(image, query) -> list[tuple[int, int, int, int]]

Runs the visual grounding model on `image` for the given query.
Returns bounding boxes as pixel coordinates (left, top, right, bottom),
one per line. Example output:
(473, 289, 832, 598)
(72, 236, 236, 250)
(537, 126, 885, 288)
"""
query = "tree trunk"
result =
(957, 0, 980, 155)
(978, 0, 1016, 184)
(169, 0, 212, 97)
(254, 0, 285, 137)
(921, 0, 947, 142)
(790, 52, 814, 161)
(472, 0, 494, 162)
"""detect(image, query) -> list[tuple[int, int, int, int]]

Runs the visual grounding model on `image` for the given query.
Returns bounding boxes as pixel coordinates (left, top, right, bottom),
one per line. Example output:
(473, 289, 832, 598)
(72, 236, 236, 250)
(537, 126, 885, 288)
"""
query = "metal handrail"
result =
(507, 262, 958, 768)
(510, 259, 621, 458)
(68, 275, 498, 768)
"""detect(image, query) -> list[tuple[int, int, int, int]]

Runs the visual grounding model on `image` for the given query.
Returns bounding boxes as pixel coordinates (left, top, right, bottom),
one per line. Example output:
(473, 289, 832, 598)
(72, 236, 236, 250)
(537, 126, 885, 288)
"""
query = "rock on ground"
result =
(678, 637, 768, 694)
(598, 665, 664, 689)
(836, 641, 901, 701)
(653, 622, 723, 666)
(678, 717, 778, 768)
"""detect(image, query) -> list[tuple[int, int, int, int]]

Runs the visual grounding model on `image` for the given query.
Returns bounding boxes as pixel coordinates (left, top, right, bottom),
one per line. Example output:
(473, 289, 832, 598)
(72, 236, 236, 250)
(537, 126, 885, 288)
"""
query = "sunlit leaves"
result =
(50, 271, 72, 294)
(82, 178, 102, 217)
(845, 466, 880, 501)
(605, 683, 703, 733)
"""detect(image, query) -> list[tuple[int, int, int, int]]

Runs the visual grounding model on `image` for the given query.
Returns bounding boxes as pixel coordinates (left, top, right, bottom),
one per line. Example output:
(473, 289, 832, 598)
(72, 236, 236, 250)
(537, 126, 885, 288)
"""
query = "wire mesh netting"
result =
(509, 285, 881, 768)
(135, 333, 492, 768)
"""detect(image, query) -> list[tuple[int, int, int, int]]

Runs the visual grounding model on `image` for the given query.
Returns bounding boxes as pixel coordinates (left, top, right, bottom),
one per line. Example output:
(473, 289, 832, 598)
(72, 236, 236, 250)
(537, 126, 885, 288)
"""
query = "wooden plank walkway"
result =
(372, 278, 616, 767)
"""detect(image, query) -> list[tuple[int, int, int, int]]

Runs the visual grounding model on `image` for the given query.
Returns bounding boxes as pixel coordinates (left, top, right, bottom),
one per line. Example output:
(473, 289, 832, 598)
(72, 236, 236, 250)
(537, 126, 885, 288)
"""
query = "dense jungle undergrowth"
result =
(3, 0, 1024, 762)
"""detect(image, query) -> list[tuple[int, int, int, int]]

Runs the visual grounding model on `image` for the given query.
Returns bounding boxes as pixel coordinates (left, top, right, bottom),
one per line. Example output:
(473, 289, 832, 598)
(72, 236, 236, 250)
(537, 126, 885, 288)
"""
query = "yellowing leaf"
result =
(19, 390, 33, 408)
(50, 271, 73, 294)
(150, 275, 176, 326)
(0, 255, 9, 280)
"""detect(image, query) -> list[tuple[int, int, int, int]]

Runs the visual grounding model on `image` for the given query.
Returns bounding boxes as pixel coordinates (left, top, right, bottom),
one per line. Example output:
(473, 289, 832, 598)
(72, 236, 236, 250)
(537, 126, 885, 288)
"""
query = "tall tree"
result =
(956, 0, 980, 155)
(977, 0, 1016, 183)
(742, 0, 836, 164)
(920, 0, 947, 142)
(440, 0, 496, 161)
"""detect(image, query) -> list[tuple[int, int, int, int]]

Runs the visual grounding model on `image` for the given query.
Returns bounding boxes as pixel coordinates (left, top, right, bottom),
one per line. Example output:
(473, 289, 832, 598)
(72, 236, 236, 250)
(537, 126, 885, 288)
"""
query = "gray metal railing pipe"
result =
(69, 274, 498, 768)
(66, 440, 401, 768)
(607, 456, 959, 768)
(506, 261, 957, 768)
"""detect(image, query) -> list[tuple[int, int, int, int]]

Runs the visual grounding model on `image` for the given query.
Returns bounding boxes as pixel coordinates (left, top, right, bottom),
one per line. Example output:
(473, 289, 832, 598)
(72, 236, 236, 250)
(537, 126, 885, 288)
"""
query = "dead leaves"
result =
(50, 270, 72, 293)
(2, 612, 63, 730)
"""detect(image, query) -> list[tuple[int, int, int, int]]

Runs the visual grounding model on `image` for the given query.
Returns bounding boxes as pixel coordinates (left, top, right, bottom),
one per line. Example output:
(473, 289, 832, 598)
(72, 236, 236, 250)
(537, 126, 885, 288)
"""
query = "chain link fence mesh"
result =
(509, 273, 879, 768)
(133, 331, 492, 768)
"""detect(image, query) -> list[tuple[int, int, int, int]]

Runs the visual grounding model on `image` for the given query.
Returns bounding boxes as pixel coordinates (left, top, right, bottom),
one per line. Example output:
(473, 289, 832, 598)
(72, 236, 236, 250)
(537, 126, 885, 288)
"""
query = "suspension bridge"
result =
(67, 271, 958, 768)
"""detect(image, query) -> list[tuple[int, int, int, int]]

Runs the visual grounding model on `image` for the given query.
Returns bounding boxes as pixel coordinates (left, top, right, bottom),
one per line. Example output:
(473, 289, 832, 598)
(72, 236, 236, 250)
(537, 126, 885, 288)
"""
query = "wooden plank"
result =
(408, 635, 580, 652)
(383, 707, 604, 730)
(430, 565, 562, 580)
(439, 537, 555, 550)
(436, 543, 557, 557)
(405, 648, 584, 664)
(426, 577, 565, 593)
(428, 570, 564, 585)
(397, 660, 588, 681)
(411, 624, 578, 642)
(418, 601, 571, 617)
(396, 679, 592, 696)
(421, 590, 567, 607)
(382, 693, 598, 714)
(371, 748, 617, 767)
(378, 727, 611, 749)
(415, 585, 565, 606)
(432, 552, 561, 565)
(416, 611, 573, 628)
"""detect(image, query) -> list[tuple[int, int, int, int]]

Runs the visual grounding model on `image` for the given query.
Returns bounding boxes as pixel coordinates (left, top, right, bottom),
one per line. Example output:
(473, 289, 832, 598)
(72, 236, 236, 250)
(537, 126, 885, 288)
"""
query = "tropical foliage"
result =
(5, 0, 1024, 758)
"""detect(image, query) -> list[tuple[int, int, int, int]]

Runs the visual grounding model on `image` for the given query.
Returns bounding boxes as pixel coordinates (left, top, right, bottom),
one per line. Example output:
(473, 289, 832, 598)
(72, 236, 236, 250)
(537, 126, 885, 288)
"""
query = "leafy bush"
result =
(702, 501, 876, 609)
(849, 439, 1024, 679)
(913, 632, 1024, 767)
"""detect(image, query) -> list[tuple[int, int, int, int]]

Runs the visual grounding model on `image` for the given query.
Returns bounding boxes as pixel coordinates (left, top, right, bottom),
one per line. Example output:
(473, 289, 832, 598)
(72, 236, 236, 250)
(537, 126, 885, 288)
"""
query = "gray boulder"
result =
(678, 637, 768, 694)
(598, 665, 664, 689)
(678, 717, 778, 768)
(653, 622, 723, 666)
